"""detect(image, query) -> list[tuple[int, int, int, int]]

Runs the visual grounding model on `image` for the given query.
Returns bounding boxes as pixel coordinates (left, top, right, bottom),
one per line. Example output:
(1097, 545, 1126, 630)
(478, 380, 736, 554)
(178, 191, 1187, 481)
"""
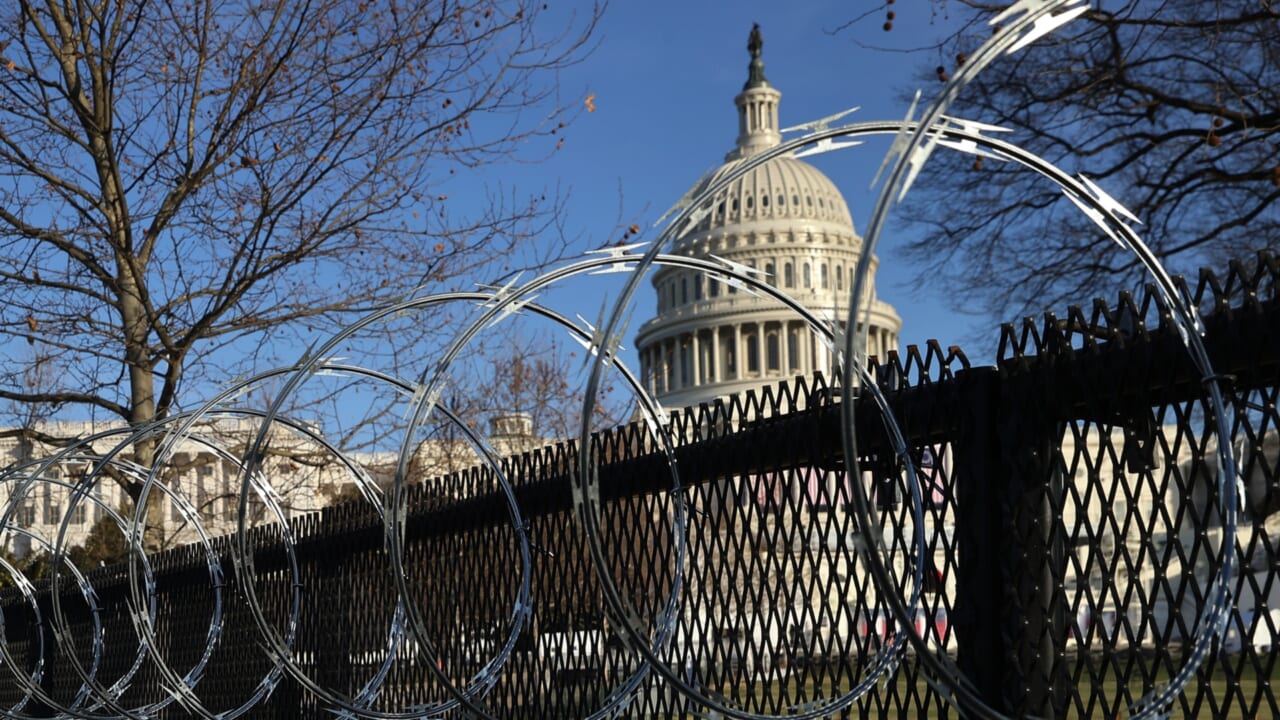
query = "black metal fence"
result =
(2, 252, 1277, 718)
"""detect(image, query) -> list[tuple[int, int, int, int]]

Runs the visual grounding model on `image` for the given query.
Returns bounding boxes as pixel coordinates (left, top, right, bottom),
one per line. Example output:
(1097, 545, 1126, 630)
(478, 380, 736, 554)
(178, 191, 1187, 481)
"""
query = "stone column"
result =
(711, 327, 721, 384)
(677, 335, 687, 390)
(747, 320, 757, 376)
(666, 338, 676, 392)
(733, 324, 743, 380)
(691, 331, 702, 387)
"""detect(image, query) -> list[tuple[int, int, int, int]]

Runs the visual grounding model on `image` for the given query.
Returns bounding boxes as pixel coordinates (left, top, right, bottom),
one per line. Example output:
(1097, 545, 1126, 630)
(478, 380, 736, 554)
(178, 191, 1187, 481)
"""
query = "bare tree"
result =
(396, 328, 627, 483)
(483, 330, 628, 440)
(845, 1, 1279, 316)
(0, 1, 599, 516)
(0, 351, 62, 465)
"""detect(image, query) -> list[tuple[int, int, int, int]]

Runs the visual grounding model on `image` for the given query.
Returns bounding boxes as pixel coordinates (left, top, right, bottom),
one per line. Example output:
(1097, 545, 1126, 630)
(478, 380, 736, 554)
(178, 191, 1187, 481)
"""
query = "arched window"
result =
(765, 262, 776, 283)
(803, 263, 811, 288)
(681, 277, 688, 304)
(17, 499, 35, 526)
(746, 334, 760, 373)
(836, 265, 843, 291)
(761, 194, 769, 208)
(767, 333, 780, 371)
(821, 264, 829, 289)
(746, 195, 754, 210)
(784, 263, 794, 288)
(788, 328, 800, 370)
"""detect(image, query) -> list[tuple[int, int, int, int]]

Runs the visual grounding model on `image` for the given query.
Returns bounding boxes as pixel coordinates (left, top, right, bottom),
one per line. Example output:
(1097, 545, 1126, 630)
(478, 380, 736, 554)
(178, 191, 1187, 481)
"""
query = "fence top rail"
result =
(2, 251, 1274, 603)
(998, 249, 1279, 363)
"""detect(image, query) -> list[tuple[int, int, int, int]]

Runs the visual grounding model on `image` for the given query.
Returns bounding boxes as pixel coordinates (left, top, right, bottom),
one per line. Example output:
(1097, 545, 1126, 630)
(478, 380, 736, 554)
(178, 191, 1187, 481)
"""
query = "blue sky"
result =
(502, 1, 1004, 369)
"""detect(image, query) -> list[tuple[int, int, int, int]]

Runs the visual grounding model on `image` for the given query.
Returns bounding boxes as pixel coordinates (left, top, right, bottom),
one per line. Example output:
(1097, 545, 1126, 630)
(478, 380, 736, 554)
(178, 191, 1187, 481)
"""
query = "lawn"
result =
(662, 653, 1275, 719)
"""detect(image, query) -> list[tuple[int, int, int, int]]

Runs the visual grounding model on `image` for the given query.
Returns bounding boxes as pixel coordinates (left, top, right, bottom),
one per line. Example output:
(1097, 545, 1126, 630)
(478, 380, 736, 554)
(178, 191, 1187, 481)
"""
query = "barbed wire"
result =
(0, 1, 1239, 717)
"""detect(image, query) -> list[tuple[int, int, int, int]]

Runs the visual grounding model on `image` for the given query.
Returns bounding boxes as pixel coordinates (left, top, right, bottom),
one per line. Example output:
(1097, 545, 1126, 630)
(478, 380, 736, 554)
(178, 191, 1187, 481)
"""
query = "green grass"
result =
(1065, 657, 1273, 720)
(664, 655, 1274, 719)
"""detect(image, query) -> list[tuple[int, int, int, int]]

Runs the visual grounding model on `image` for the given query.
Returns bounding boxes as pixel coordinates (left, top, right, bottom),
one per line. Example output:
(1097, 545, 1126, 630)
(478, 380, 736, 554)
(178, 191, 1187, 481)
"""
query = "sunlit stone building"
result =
(0, 412, 540, 559)
(635, 28, 901, 410)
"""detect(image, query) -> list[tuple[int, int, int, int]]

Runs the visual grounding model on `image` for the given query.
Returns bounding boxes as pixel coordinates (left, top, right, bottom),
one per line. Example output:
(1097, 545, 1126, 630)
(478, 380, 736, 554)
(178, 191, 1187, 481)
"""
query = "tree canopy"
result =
(852, 0, 1279, 316)
(0, 0, 597, 435)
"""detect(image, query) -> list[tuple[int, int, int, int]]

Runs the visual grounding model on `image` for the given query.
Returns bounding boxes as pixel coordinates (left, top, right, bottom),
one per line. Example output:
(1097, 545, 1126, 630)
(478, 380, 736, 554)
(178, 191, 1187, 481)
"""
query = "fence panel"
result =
(0, 252, 1275, 718)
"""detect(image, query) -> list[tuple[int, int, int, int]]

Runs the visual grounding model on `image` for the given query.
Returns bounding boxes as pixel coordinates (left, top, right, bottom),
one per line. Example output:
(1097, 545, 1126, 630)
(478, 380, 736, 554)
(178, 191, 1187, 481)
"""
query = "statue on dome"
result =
(745, 24, 767, 89)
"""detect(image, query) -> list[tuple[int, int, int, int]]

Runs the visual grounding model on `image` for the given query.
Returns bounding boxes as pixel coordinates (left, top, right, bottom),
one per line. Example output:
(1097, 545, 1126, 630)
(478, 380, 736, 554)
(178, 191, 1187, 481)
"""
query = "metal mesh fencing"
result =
(0, 251, 1275, 718)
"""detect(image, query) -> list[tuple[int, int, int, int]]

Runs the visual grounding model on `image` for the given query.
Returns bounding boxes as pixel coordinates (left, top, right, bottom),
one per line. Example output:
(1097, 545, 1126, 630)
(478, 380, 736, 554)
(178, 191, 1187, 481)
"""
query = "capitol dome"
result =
(636, 27, 901, 411)
(680, 154, 857, 239)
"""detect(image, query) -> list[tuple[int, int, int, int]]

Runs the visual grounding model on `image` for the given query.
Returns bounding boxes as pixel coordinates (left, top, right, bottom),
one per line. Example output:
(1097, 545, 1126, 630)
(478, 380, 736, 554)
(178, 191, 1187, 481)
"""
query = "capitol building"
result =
(636, 29, 901, 410)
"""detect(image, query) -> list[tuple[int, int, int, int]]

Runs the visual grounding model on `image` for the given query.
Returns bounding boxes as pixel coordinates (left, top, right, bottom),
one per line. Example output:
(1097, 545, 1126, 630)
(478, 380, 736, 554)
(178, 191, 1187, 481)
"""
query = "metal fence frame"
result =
(2, 251, 1277, 718)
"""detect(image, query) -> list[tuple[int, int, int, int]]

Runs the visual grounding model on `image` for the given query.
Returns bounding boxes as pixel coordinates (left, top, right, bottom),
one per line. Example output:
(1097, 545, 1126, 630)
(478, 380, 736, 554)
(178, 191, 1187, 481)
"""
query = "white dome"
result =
(684, 154, 855, 238)
(635, 27, 901, 412)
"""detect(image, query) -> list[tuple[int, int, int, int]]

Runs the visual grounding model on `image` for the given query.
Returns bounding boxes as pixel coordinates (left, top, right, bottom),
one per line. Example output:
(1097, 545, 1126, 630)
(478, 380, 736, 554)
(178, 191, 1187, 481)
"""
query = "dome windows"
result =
(689, 159, 857, 233)
(635, 59, 903, 407)
(721, 334, 736, 375)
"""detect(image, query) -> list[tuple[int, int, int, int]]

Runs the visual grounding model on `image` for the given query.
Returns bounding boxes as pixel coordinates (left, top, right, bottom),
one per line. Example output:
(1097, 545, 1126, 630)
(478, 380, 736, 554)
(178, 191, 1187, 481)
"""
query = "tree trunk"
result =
(120, 278, 166, 552)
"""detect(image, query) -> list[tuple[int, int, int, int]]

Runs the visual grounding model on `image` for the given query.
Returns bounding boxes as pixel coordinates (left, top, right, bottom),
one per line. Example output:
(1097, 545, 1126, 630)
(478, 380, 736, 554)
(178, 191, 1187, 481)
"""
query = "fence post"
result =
(950, 366, 1006, 710)
(950, 365, 1069, 717)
